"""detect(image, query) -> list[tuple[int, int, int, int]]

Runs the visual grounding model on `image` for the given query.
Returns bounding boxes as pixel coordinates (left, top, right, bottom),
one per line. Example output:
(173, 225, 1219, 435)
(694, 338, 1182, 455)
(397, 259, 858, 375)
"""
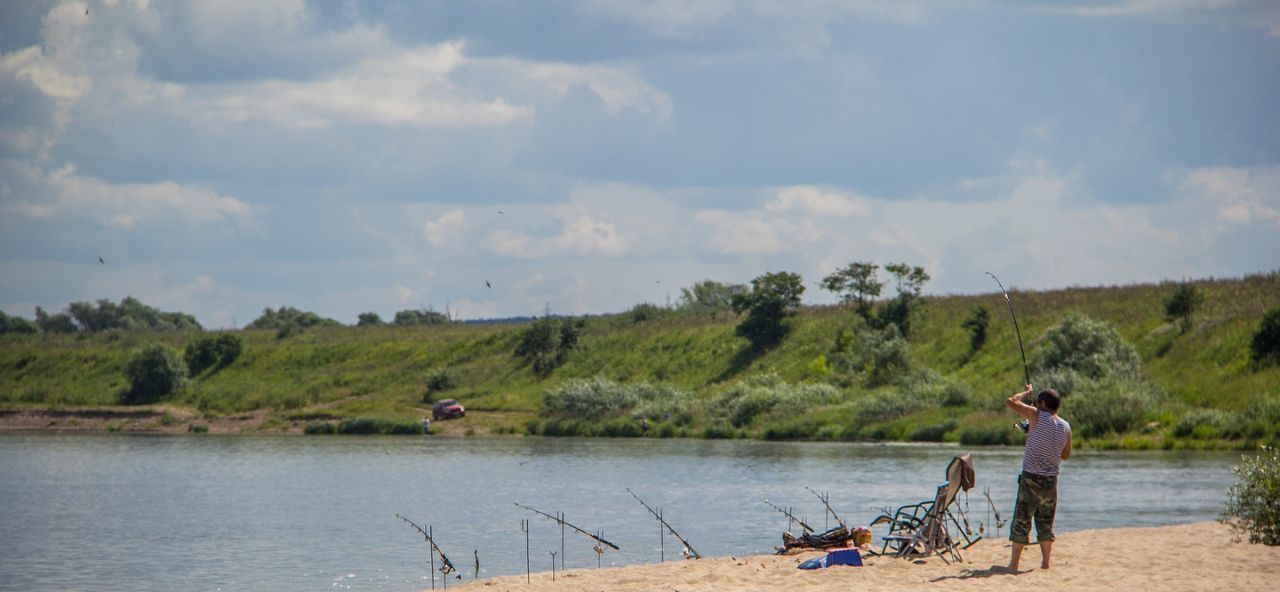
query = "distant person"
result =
(1004, 384, 1072, 571)
(641, 417, 648, 436)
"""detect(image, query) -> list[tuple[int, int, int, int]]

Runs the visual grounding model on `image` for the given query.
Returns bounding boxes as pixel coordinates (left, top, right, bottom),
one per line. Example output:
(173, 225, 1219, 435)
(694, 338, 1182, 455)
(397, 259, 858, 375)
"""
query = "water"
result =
(0, 433, 1241, 591)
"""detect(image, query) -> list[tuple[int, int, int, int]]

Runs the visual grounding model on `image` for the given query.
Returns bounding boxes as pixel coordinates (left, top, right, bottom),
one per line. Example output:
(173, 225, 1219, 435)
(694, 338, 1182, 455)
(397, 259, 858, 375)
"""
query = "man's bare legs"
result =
(1009, 542, 1024, 571)
(1008, 541, 1052, 571)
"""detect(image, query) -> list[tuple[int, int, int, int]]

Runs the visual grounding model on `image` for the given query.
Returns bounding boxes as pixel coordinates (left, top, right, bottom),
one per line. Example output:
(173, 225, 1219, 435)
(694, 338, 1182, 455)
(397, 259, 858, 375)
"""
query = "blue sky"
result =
(2, 0, 1278, 328)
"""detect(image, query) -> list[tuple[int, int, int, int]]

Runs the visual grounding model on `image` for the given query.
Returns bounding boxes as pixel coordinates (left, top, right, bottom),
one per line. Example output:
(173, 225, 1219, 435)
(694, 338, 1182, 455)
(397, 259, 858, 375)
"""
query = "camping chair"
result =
(870, 453, 980, 564)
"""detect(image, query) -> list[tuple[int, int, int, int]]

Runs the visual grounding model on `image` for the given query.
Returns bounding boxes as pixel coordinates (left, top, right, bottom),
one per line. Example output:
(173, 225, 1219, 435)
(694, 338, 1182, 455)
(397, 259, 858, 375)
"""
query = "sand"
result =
(445, 521, 1279, 592)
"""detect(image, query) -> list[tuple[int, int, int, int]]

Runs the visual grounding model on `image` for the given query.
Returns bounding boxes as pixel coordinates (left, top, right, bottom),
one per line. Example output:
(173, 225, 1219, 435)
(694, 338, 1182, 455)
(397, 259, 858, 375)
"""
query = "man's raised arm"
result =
(1005, 385, 1038, 421)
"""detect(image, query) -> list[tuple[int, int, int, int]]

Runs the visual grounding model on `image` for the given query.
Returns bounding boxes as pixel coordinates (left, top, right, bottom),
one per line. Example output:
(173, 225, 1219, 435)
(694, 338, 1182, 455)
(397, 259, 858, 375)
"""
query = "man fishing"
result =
(1004, 384, 1072, 572)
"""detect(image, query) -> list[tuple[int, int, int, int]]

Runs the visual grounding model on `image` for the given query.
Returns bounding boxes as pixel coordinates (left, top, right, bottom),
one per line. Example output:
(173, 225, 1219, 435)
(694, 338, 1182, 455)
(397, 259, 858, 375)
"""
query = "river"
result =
(0, 433, 1240, 591)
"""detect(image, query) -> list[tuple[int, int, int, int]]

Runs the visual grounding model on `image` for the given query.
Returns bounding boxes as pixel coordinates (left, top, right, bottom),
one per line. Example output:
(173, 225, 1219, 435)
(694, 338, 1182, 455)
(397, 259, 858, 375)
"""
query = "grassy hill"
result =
(2, 272, 1278, 449)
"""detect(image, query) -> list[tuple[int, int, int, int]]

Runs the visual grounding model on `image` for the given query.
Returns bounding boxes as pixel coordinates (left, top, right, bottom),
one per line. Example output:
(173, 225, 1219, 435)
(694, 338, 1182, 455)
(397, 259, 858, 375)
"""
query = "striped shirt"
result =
(1022, 411, 1071, 477)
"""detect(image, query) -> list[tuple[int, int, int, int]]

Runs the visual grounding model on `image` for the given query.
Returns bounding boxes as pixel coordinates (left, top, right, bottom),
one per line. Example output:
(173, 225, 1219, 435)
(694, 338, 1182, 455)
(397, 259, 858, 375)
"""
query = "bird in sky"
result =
(485, 281, 491, 289)
(497, 210, 504, 215)
(98, 257, 104, 264)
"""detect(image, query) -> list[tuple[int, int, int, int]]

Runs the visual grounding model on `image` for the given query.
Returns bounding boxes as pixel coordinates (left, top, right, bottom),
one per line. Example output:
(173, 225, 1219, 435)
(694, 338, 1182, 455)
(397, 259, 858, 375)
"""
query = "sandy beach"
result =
(446, 521, 1279, 592)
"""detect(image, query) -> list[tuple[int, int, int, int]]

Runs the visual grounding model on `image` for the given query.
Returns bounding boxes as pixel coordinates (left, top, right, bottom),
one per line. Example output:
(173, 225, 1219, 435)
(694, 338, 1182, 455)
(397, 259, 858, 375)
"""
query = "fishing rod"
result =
(513, 502, 620, 551)
(985, 272, 1031, 388)
(626, 488, 701, 559)
(803, 486, 846, 530)
(394, 514, 459, 578)
(763, 498, 814, 533)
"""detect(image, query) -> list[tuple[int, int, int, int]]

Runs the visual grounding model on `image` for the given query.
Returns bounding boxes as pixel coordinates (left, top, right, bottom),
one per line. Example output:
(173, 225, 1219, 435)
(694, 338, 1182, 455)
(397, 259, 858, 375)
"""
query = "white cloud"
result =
(486, 211, 628, 258)
(1179, 166, 1280, 228)
(693, 210, 783, 254)
(423, 209, 466, 246)
(1, 162, 256, 229)
(189, 42, 531, 129)
(526, 62, 673, 118)
(767, 185, 870, 217)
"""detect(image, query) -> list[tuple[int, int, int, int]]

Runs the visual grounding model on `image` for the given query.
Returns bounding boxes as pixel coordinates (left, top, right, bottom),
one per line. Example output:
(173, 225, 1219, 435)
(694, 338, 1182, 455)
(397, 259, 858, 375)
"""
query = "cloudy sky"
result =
(2, 0, 1278, 327)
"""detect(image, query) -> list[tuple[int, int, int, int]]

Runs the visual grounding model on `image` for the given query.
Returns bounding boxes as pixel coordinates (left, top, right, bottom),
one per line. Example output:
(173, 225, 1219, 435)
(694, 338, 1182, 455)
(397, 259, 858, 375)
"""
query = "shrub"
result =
(542, 377, 696, 424)
(909, 420, 957, 442)
(336, 417, 422, 435)
(959, 424, 1020, 446)
(627, 303, 671, 324)
(426, 368, 460, 393)
(0, 310, 38, 334)
(732, 271, 804, 350)
(1220, 447, 1280, 545)
(712, 373, 842, 427)
(185, 334, 243, 376)
(121, 343, 188, 404)
(1173, 409, 1238, 439)
(304, 421, 336, 434)
(961, 306, 989, 354)
(1252, 307, 1280, 365)
(858, 327, 913, 387)
(1064, 377, 1163, 438)
(896, 368, 972, 407)
(188, 423, 209, 434)
(1031, 313, 1143, 384)
(854, 391, 926, 425)
(515, 316, 584, 375)
(1164, 282, 1203, 326)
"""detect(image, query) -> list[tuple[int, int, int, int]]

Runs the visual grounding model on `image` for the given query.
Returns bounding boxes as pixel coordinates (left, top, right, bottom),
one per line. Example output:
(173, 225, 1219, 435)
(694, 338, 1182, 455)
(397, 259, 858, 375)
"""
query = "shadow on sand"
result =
(929, 565, 1026, 582)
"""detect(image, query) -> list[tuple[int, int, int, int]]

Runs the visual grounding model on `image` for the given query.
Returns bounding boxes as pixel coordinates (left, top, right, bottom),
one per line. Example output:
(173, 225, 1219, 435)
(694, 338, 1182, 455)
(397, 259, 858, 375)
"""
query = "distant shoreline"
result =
(446, 521, 1279, 592)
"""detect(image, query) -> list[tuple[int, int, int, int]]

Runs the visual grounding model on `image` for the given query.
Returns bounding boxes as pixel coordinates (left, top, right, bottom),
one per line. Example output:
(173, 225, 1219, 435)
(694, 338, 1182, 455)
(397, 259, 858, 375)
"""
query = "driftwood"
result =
(778, 526, 852, 553)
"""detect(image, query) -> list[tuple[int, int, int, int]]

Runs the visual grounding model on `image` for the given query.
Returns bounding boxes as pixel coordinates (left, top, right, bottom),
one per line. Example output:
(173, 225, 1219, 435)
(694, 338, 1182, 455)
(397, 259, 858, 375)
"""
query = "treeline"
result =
(0, 297, 200, 334)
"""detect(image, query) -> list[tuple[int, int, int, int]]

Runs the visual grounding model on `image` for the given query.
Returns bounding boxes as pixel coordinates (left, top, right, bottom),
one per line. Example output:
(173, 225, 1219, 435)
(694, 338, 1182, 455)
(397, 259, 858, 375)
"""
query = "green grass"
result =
(2, 272, 1279, 447)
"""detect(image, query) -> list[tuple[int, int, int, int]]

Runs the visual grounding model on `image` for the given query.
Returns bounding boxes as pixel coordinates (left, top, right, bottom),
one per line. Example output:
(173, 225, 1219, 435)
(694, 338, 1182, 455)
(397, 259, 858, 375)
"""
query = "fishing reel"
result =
(1015, 419, 1030, 433)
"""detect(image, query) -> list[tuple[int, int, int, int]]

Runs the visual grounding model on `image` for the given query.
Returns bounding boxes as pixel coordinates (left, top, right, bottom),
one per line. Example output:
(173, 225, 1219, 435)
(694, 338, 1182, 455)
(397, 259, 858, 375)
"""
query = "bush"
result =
(185, 334, 244, 376)
(121, 343, 188, 404)
(336, 417, 422, 435)
(426, 368, 460, 393)
(0, 310, 38, 334)
(304, 421, 337, 434)
(859, 327, 913, 387)
(896, 368, 972, 407)
(627, 303, 671, 324)
(1164, 282, 1203, 325)
(910, 420, 957, 442)
(188, 423, 209, 434)
(961, 306, 989, 354)
(1221, 447, 1280, 545)
(959, 424, 1020, 446)
(1031, 313, 1143, 384)
(515, 316, 584, 375)
(854, 391, 926, 425)
(542, 377, 695, 423)
(1064, 377, 1163, 438)
(711, 373, 842, 427)
(732, 271, 804, 350)
(1252, 307, 1280, 365)
(1173, 409, 1239, 439)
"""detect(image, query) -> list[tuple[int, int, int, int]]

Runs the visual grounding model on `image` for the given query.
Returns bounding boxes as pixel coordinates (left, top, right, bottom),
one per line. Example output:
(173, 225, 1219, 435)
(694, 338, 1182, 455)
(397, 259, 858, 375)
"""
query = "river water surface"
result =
(0, 433, 1239, 591)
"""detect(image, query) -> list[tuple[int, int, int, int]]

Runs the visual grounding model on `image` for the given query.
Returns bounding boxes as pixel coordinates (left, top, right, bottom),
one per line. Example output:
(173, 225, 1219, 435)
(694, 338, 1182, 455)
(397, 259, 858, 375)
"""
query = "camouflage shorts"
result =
(1010, 472, 1058, 544)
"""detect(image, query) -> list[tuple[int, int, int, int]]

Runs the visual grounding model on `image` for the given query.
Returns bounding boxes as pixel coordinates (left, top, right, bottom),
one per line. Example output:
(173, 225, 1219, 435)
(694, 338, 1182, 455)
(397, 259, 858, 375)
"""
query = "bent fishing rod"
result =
(626, 488, 701, 559)
(513, 502, 620, 551)
(394, 513, 459, 577)
(763, 498, 814, 533)
(803, 486, 846, 530)
(985, 272, 1031, 388)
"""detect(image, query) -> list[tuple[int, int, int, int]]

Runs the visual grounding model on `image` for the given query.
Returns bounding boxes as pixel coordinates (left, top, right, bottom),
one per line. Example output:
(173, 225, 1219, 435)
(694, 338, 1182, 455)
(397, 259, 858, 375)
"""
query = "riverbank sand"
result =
(446, 521, 1278, 592)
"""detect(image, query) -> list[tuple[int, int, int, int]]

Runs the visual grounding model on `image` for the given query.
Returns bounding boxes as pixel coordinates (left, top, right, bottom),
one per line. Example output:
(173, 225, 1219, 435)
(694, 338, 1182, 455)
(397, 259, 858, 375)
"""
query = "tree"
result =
(65, 297, 201, 332)
(247, 306, 341, 330)
(820, 262, 882, 320)
(514, 316, 584, 375)
(732, 271, 805, 350)
(877, 263, 931, 338)
(1164, 282, 1204, 332)
(393, 307, 450, 326)
(678, 280, 741, 316)
(1252, 307, 1280, 365)
(961, 306, 990, 354)
(34, 306, 78, 333)
(122, 343, 187, 404)
(0, 310, 38, 334)
(1220, 446, 1280, 545)
(185, 334, 243, 376)
(356, 312, 384, 326)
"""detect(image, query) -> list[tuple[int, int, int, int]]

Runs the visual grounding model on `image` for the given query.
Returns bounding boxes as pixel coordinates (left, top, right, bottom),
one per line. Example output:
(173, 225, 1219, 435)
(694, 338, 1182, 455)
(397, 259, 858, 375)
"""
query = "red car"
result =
(431, 399, 465, 420)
